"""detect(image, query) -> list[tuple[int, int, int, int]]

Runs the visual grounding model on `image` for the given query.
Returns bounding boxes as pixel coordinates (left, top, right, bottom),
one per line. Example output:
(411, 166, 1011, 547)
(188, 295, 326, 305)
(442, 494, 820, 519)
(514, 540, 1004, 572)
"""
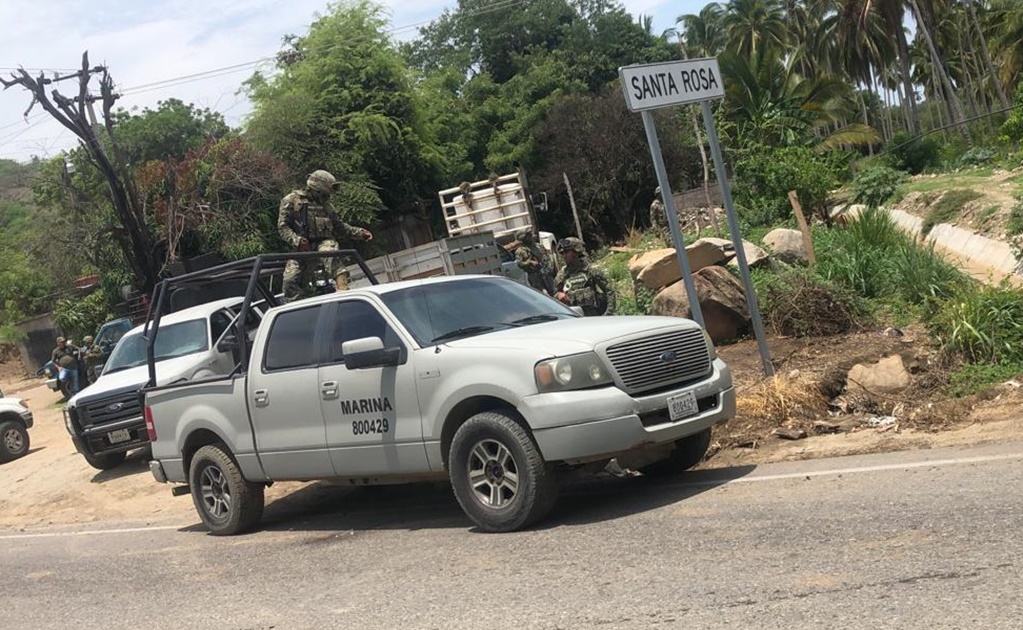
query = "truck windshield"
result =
(103, 319, 209, 374)
(380, 277, 578, 345)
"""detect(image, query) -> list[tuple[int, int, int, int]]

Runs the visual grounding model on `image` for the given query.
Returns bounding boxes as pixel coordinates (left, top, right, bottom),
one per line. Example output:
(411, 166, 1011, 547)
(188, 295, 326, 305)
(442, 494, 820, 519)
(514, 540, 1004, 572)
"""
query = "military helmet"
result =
(515, 228, 532, 243)
(306, 170, 341, 194)
(556, 237, 586, 255)
(56, 336, 66, 344)
(83, 336, 94, 344)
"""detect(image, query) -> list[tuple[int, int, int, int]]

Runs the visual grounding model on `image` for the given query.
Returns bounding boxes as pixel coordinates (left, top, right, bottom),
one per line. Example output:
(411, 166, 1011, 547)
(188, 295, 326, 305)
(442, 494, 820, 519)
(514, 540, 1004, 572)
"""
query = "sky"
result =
(0, 0, 708, 163)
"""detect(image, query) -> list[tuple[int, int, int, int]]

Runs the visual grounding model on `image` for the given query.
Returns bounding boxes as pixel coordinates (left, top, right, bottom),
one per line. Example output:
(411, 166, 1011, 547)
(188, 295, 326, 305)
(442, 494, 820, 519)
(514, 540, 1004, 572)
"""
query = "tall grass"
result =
(815, 207, 968, 305)
(929, 282, 1023, 364)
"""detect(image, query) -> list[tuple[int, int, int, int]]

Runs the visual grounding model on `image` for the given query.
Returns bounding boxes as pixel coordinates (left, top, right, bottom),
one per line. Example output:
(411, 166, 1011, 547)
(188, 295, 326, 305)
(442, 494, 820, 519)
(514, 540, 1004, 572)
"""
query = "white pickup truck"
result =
(143, 254, 735, 535)
(66, 297, 261, 470)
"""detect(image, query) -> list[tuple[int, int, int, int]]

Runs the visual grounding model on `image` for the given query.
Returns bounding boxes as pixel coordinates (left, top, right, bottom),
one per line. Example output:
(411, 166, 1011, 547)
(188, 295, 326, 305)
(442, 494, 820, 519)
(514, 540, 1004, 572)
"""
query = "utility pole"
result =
(1, 52, 159, 291)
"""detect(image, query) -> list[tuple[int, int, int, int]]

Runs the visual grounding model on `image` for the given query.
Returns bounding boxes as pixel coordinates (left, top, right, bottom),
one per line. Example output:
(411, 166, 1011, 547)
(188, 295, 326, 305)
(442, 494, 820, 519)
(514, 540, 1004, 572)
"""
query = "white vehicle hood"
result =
(0, 397, 28, 413)
(69, 354, 205, 407)
(444, 316, 698, 356)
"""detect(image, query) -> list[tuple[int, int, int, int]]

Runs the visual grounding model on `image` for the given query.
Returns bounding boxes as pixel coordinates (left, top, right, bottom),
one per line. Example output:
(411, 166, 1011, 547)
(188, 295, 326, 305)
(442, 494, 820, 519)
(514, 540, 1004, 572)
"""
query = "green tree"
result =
(113, 99, 229, 165)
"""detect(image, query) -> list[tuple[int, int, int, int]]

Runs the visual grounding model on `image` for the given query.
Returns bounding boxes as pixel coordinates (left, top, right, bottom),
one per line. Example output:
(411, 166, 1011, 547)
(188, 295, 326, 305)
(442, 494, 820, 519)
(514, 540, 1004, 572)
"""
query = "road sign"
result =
(619, 58, 724, 113)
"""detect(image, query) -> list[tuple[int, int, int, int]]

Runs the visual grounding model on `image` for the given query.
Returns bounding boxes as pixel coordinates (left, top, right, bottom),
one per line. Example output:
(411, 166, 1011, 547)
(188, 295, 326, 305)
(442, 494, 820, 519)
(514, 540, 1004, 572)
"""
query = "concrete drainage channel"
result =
(837, 205, 1021, 286)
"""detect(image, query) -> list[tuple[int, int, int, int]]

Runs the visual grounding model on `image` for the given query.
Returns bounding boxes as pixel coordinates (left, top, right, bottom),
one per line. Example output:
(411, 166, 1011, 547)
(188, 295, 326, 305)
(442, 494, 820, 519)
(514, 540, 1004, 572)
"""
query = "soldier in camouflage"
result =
(649, 186, 671, 246)
(513, 229, 552, 293)
(554, 237, 616, 316)
(278, 170, 373, 302)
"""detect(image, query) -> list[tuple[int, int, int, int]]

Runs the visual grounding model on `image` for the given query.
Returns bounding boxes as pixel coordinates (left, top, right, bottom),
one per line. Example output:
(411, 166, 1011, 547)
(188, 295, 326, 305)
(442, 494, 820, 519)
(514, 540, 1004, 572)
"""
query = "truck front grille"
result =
(605, 328, 711, 395)
(82, 391, 142, 427)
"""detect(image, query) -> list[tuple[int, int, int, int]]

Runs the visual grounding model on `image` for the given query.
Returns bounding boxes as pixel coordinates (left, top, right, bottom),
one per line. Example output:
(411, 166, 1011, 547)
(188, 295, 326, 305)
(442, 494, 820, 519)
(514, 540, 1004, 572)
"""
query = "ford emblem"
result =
(106, 402, 124, 413)
(659, 350, 678, 363)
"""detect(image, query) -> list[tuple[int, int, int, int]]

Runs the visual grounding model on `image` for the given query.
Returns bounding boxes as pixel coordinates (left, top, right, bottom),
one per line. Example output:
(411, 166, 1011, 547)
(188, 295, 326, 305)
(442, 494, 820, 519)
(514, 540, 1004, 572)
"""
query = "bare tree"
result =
(1, 52, 159, 291)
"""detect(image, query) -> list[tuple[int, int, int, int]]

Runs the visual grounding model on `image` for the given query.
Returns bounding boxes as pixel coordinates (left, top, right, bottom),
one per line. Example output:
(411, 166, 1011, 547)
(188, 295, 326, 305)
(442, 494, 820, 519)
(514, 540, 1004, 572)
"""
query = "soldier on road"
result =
(554, 237, 615, 316)
(278, 170, 373, 302)
(514, 229, 553, 294)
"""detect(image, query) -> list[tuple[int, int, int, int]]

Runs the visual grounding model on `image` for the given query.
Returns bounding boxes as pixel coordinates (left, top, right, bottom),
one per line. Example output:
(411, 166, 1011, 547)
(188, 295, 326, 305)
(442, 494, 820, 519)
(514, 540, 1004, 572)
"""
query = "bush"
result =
(928, 283, 1023, 364)
(734, 145, 842, 226)
(53, 290, 114, 342)
(1006, 195, 1023, 237)
(948, 361, 1023, 398)
(753, 268, 866, 337)
(951, 147, 996, 170)
(849, 165, 905, 209)
(885, 132, 941, 174)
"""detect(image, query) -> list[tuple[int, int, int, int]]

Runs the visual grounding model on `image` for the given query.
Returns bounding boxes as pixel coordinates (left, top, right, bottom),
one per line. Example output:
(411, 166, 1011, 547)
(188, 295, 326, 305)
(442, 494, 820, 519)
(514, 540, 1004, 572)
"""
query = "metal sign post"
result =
(620, 58, 774, 376)
(640, 110, 704, 327)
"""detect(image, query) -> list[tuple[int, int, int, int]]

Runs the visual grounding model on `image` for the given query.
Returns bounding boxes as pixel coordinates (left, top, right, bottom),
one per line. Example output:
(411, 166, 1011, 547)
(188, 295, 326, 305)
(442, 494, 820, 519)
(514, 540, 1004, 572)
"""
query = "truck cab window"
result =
(331, 301, 403, 362)
(264, 306, 323, 371)
(210, 311, 233, 343)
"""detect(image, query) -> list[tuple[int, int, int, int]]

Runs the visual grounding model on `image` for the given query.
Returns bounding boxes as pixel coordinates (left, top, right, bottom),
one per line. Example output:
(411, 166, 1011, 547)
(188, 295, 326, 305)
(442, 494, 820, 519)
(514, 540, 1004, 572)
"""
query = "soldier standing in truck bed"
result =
(513, 229, 553, 294)
(278, 170, 373, 302)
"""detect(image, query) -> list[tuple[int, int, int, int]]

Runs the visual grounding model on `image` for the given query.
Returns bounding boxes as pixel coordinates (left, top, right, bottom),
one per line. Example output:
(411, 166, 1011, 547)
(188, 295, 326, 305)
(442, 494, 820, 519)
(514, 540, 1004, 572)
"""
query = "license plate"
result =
(667, 391, 698, 422)
(108, 429, 131, 444)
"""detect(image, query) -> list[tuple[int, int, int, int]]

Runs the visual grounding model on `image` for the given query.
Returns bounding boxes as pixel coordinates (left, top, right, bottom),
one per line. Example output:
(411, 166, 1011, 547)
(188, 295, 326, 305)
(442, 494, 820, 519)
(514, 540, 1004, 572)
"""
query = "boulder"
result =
(650, 265, 751, 342)
(687, 236, 770, 270)
(628, 248, 674, 281)
(632, 241, 729, 291)
(846, 355, 911, 394)
(762, 228, 808, 265)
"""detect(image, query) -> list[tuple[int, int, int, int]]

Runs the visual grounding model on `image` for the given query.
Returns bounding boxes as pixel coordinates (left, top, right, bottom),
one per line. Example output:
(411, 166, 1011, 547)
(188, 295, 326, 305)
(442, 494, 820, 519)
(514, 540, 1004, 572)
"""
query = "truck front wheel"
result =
(0, 421, 29, 462)
(641, 428, 712, 476)
(449, 411, 559, 532)
(188, 445, 264, 536)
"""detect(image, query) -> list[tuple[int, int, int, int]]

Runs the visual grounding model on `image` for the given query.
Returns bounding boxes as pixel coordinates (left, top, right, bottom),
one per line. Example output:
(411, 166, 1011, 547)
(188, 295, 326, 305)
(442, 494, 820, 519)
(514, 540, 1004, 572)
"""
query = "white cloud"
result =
(0, 0, 703, 162)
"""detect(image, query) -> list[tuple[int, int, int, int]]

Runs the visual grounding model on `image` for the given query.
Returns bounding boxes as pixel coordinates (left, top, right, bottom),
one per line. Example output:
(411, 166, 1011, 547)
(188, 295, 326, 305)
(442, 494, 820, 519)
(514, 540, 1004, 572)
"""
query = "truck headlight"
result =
(535, 352, 613, 393)
(63, 409, 75, 436)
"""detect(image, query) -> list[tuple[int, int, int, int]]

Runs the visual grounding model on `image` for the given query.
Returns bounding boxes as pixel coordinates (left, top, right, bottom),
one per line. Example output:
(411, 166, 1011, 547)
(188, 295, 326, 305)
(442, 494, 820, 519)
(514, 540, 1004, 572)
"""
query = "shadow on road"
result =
(89, 448, 151, 484)
(179, 463, 758, 535)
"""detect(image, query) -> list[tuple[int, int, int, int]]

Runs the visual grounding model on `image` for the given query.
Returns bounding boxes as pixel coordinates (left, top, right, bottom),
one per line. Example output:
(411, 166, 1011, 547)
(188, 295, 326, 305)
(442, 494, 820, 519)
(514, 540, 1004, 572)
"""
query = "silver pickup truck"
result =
(143, 254, 735, 535)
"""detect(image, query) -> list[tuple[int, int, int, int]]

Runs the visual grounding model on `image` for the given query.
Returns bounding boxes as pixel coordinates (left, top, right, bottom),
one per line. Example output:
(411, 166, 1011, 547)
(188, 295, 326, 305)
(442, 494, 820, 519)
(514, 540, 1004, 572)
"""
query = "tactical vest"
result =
(288, 193, 335, 240)
(562, 268, 608, 316)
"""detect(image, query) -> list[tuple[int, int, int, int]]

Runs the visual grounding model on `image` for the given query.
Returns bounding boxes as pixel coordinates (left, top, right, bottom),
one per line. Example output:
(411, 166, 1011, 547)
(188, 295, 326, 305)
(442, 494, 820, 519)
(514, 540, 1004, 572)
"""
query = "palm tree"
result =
(676, 3, 727, 58)
(719, 48, 880, 150)
(907, 0, 971, 140)
(840, 0, 921, 134)
(722, 0, 789, 59)
(990, 0, 1023, 90)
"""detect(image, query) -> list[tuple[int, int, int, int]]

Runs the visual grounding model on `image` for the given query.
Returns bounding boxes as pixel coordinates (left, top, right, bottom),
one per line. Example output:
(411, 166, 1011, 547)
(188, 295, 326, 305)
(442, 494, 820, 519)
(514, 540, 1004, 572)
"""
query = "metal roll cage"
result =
(142, 250, 378, 388)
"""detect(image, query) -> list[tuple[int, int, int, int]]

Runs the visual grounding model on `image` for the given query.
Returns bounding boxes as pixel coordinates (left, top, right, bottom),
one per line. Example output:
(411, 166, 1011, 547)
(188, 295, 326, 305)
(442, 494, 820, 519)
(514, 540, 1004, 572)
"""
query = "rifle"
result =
(539, 258, 556, 295)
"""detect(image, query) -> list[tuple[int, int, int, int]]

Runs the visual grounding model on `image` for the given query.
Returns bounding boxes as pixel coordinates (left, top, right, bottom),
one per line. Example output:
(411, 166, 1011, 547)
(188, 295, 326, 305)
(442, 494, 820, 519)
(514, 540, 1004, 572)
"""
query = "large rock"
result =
(632, 241, 729, 291)
(688, 237, 770, 270)
(762, 228, 808, 265)
(628, 248, 674, 281)
(650, 265, 751, 342)
(847, 355, 911, 393)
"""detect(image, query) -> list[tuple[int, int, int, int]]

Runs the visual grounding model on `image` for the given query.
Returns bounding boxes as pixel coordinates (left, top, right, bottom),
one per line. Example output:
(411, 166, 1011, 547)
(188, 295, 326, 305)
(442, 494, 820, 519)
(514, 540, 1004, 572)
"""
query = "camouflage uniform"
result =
(278, 170, 371, 302)
(650, 187, 670, 245)
(513, 229, 552, 293)
(554, 237, 616, 316)
(82, 336, 102, 375)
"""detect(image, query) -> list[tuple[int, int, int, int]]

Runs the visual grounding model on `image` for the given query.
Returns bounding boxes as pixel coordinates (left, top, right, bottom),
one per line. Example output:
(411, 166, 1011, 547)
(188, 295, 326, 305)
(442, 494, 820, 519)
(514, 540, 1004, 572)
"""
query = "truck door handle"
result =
(321, 381, 338, 399)
(253, 389, 269, 407)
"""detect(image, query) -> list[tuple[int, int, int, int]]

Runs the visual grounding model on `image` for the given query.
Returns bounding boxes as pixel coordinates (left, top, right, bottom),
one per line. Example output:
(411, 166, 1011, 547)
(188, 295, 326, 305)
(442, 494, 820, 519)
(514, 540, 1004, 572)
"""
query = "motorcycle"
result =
(36, 342, 93, 399)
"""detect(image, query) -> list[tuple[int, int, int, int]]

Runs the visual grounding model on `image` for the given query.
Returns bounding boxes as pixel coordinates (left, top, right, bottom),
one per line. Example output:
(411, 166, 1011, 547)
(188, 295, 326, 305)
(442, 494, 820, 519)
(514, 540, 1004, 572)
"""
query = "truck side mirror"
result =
(342, 337, 401, 370)
(216, 333, 239, 354)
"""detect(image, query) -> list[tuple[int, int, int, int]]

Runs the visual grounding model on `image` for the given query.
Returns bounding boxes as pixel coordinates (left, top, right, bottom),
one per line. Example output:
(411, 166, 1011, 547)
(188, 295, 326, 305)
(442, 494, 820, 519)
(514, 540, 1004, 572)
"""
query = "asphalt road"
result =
(3, 442, 1022, 630)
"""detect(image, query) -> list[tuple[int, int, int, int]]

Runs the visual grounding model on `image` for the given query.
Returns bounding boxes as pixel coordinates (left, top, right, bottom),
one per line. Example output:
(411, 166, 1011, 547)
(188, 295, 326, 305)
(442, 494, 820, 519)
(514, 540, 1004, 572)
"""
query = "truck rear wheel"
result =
(82, 450, 126, 471)
(0, 421, 29, 462)
(641, 428, 712, 476)
(449, 410, 559, 532)
(188, 444, 264, 536)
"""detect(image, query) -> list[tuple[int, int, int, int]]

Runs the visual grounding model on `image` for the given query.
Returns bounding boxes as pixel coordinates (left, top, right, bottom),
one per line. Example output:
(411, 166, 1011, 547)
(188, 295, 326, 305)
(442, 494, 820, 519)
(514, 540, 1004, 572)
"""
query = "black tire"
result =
(449, 410, 559, 532)
(82, 449, 127, 470)
(0, 421, 29, 463)
(188, 444, 264, 536)
(641, 428, 713, 476)
(60, 378, 74, 400)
